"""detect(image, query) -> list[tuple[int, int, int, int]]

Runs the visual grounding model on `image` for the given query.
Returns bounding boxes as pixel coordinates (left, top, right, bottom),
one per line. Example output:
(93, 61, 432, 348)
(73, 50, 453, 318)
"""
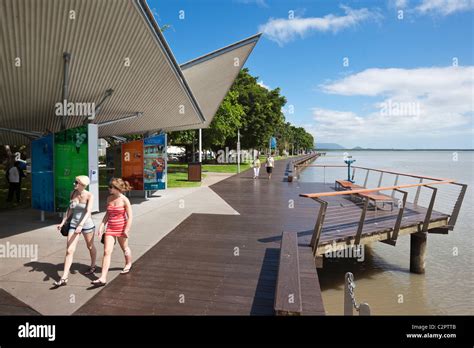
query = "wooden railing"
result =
(298, 165, 467, 254)
(286, 153, 320, 182)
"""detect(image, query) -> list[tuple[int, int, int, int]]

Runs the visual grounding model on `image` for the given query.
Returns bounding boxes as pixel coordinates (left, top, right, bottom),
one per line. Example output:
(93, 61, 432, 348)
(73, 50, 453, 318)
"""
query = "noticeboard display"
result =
(121, 140, 144, 191)
(31, 124, 99, 213)
(143, 134, 167, 190)
(54, 125, 89, 212)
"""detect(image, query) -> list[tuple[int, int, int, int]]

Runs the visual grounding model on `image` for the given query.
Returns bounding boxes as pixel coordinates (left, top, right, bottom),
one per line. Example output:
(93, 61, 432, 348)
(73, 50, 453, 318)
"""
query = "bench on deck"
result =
(336, 179, 394, 211)
(274, 231, 302, 315)
(335, 179, 363, 191)
(358, 192, 394, 211)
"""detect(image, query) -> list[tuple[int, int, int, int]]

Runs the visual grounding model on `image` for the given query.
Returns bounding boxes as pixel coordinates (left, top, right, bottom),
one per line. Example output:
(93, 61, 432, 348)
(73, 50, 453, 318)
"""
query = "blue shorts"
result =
(68, 225, 95, 234)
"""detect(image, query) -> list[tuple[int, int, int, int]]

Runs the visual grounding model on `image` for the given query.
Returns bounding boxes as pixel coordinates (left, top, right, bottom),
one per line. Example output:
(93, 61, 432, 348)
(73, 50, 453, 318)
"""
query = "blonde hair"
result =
(76, 175, 90, 187)
(110, 178, 132, 193)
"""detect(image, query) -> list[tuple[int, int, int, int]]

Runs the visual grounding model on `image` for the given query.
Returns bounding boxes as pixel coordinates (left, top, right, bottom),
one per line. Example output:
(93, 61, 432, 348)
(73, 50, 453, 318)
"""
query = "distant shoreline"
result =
(317, 149, 474, 151)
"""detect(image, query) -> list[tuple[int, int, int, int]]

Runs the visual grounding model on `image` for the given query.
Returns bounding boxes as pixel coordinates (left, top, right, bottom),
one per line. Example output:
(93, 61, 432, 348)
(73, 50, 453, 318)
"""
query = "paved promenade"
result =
(76, 157, 325, 315)
(0, 173, 236, 315)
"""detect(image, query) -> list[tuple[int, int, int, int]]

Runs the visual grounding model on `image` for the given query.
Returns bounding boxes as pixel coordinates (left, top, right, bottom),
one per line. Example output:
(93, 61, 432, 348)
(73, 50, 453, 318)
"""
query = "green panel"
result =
(54, 125, 89, 212)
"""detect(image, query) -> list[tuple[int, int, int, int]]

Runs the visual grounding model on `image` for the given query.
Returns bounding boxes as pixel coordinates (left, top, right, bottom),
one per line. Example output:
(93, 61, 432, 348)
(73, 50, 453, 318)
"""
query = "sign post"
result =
(237, 129, 241, 174)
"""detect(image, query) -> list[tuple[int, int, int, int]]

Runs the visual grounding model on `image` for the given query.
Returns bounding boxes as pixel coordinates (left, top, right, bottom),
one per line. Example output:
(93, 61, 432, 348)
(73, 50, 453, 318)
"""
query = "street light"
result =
(237, 129, 241, 173)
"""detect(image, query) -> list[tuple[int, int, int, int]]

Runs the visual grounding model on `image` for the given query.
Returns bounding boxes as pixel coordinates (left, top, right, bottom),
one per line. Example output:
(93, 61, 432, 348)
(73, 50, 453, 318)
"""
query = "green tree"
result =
(231, 69, 286, 150)
(168, 68, 315, 159)
(290, 127, 314, 153)
(203, 90, 244, 153)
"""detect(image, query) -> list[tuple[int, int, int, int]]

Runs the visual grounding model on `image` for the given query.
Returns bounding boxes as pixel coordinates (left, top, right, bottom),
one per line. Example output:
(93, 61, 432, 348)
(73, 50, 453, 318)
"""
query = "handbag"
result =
(60, 190, 75, 237)
(101, 233, 116, 245)
(60, 219, 71, 236)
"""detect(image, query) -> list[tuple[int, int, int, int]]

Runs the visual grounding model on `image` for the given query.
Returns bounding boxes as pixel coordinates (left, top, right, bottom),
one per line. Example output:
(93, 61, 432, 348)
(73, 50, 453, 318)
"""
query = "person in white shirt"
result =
(6, 161, 25, 203)
(265, 153, 275, 180)
(252, 152, 261, 179)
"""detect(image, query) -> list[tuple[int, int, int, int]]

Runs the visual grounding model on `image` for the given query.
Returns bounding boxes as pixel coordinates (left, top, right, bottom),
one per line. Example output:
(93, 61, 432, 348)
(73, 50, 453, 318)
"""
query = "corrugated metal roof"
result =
(168, 33, 261, 132)
(0, 0, 205, 145)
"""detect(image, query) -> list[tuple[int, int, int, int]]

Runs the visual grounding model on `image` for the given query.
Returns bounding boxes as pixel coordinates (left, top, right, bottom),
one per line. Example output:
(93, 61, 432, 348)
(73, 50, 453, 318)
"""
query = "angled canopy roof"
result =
(0, 0, 260, 145)
(168, 33, 261, 132)
(0, 0, 204, 145)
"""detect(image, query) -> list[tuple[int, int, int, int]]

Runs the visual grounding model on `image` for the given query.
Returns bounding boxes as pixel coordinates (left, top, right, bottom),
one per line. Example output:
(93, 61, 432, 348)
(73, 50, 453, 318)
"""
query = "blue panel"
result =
(270, 137, 277, 149)
(31, 134, 54, 211)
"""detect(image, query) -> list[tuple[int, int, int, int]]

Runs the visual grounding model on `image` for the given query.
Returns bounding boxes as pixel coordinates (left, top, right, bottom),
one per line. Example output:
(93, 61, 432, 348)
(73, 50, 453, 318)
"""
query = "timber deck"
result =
(72, 156, 449, 315)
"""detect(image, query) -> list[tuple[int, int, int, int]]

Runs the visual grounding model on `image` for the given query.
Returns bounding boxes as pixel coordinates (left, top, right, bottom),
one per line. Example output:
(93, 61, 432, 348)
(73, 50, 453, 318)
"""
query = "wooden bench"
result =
(358, 192, 394, 211)
(336, 179, 394, 211)
(274, 231, 302, 315)
(335, 179, 363, 191)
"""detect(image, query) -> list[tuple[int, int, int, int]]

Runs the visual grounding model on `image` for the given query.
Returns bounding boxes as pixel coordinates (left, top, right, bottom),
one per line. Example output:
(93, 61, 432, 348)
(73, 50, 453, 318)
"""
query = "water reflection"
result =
(304, 151, 474, 315)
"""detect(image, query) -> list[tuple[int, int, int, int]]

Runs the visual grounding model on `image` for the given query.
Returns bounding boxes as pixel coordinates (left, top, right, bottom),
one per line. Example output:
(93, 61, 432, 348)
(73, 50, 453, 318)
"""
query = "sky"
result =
(148, 0, 474, 149)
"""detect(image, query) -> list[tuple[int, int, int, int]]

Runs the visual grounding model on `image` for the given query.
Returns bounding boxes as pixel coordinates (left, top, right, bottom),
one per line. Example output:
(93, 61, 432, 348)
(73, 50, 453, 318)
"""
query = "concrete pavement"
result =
(0, 173, 238, 315)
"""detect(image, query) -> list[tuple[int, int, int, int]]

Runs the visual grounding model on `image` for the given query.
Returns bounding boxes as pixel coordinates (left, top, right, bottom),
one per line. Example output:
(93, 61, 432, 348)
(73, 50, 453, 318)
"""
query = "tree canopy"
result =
(168, 68, 314, 155)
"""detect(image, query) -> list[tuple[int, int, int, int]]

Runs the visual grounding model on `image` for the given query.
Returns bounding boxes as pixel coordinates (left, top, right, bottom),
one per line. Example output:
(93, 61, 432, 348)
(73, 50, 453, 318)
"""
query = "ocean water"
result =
(299, 151, 474, 315)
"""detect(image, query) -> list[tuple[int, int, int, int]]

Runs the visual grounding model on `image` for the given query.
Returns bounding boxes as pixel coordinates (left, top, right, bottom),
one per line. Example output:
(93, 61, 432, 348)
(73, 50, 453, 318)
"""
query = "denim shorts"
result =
(68, 225, 95, 234)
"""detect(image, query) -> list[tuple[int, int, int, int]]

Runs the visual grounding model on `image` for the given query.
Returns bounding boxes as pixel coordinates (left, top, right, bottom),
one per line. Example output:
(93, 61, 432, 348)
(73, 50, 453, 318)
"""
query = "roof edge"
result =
(135, 0, 206, 123)
(180, 33, 262, 70)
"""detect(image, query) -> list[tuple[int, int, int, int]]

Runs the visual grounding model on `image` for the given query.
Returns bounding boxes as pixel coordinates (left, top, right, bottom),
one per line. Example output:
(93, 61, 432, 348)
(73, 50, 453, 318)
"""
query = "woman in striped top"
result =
(92, 178, 133, 286)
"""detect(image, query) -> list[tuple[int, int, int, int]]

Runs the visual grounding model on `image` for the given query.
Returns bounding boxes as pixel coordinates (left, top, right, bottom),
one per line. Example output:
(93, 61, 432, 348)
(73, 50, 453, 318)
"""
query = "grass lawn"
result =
(169, 163, 250, 173)
(99, 167, 205, 189)
(167, 172, 205, 188)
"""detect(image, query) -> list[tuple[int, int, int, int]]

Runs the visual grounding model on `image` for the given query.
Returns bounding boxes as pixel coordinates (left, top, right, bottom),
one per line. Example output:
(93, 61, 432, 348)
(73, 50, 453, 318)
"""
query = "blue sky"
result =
(149, 0, 474, 149)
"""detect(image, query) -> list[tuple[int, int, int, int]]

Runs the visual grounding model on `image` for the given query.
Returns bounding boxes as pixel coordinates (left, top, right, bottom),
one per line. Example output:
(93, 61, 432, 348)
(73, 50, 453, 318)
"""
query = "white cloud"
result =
(416, 0, 474, 15)
(259, 5, 382, 46)
(312, 66, 474, 145)
(395, 0, 409, 8)
(235, 0, 268, 8)
(257, 80, 271, 90)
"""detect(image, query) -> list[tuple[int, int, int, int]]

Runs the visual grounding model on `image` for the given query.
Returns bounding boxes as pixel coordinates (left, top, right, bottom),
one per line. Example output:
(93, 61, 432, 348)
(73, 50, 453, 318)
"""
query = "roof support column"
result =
(198, 128, 202, 163)
(61, 52, 71, 131)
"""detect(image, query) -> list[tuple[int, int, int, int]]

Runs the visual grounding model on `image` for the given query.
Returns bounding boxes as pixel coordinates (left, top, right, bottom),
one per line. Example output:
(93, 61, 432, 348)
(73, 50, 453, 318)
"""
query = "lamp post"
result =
(237, 129, 241, 174)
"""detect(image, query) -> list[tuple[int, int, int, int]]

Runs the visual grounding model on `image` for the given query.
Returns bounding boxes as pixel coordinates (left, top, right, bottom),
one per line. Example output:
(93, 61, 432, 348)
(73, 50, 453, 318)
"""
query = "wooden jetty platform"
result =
(296, 164, 466, 276)
(74, 155, 466, 316)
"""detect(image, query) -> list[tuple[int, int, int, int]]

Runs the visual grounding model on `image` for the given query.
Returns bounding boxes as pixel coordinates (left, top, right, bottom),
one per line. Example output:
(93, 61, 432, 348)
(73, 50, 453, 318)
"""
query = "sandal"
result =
(91, 279, 106, 287)
(84, 266, 96, 275)
(53, 278, 68, 287)
(120, 266, 132, 275)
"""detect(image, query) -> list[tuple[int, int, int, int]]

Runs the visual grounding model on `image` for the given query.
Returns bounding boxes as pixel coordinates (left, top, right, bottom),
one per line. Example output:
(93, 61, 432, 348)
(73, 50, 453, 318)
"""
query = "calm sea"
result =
(299, 150, 474, 315)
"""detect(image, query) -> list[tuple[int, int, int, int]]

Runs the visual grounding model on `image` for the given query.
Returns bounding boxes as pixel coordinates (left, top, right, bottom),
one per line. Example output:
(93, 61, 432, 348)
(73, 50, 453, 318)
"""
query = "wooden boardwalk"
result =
(75, 157, 326, 315)
(0, 289, 39, 315)
(74, 156, 450, 316)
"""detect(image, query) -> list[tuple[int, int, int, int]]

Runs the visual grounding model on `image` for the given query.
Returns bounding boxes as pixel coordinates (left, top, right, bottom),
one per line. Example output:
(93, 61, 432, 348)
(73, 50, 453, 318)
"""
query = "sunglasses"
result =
(73, 180, 81, 186)
(108, 184, 120, 190)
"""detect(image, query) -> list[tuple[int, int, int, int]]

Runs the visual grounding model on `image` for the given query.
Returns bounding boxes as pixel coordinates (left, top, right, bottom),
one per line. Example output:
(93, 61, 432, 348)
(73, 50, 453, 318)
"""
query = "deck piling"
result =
(410, 231, 427, 274)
